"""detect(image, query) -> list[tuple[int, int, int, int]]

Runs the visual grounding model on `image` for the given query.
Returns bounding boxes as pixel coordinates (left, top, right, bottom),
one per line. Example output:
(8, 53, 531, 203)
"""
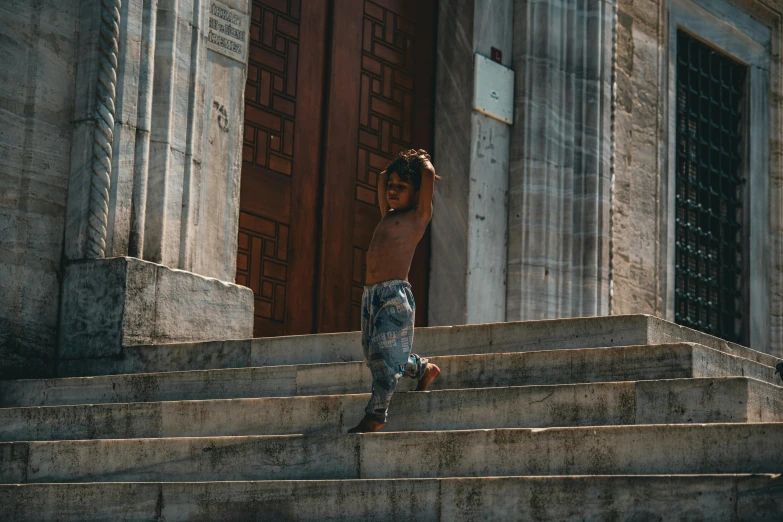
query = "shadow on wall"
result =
(0, 317, 57, 380)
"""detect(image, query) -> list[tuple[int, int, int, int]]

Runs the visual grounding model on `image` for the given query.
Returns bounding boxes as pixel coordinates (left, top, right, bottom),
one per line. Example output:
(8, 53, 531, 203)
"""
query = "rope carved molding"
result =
(87, 0, 122, 258)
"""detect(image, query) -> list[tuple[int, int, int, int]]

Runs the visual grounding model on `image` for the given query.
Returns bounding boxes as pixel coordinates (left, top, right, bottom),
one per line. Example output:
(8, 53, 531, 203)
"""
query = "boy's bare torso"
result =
(365, 208, 427, 285)
(364, 148, 437, 286)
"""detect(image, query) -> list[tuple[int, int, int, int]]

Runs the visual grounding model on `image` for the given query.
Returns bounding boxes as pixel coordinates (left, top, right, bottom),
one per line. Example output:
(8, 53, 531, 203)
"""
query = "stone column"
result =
(429, 0, 513, 326)
(0, 0, 82, 379)
(506, 0, 616, 321)
(65, 0, 248, 277)
(58, 0, 253, 372)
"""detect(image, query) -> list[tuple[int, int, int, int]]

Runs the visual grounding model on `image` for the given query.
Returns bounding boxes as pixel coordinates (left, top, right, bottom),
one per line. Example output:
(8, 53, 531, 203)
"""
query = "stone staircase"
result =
(1, 315, 782, 520)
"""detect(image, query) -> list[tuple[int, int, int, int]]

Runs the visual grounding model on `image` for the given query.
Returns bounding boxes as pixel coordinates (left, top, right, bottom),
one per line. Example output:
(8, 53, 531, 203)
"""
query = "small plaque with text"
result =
(206, 0, 248, 63)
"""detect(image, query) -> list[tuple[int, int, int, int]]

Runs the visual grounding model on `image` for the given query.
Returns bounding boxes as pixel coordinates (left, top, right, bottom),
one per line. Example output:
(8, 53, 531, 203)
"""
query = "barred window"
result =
(674, 30, 748, 343)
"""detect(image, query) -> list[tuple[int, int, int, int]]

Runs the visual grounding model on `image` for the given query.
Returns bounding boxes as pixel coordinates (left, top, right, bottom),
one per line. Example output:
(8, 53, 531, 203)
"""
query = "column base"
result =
(58, 257, 254, 369)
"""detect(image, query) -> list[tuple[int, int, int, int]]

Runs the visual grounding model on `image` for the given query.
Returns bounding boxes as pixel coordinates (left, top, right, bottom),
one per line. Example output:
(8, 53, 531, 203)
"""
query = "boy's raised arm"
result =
(415, 151, 437, 222)
(377, 170, 390, 218)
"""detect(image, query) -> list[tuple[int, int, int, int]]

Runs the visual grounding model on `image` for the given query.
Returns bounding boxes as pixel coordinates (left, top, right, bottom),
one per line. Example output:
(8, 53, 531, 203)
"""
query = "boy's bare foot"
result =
(347, 416, 387, 433)
(415, 363, 440, 391)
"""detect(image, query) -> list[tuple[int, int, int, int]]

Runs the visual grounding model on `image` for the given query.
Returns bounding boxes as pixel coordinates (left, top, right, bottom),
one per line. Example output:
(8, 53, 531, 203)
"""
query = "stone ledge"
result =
(6, 342, 778, 407)
(1, 377, 780, 441)
(56, 314, 781, 378)
(58, 257, 253, 361)
(2, 423, 782, 483)
(3, 475, 781, 521)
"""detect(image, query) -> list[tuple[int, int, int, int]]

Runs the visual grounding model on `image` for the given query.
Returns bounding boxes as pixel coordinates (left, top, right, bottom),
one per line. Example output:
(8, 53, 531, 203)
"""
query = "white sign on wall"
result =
(473, 53, 514, 125)
(206, 0, 249, 63)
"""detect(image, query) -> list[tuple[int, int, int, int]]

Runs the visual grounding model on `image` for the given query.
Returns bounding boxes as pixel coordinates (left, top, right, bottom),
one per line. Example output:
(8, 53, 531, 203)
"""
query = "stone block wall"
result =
(1, 0, 251, 379)
(429, 0, 513, 326)
(64, 0, 249, 282)
(612, 0, 783, 355)
(58, 257, 253, 362)
(0, 0, 80, 379)
(507, 0, 615, 321)
(612, 0, 669, 319)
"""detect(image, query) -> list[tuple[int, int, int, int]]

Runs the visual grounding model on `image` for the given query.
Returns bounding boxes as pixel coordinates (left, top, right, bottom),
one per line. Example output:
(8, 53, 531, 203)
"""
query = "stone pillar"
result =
(506, 0, 616, 321)
(61, 0, 247, 281)
(0, 0, 81, 379)
(57, 0, 253, 371)
(429, 0, 513, 326)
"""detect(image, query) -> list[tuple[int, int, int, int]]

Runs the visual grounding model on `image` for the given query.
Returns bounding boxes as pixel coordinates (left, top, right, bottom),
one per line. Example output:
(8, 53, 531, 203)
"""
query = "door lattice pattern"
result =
(674, 30, 747, 343)
(356, 1, 416, 206)
(237, 211, 288, 333)
(239, 0, 301, 336)
(243, 0, 300, 176)
(350, 1, 418, 330)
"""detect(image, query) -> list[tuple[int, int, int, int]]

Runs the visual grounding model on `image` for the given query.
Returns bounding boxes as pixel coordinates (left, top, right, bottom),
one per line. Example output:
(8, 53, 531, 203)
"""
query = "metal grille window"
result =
(674, 30, 748, 343)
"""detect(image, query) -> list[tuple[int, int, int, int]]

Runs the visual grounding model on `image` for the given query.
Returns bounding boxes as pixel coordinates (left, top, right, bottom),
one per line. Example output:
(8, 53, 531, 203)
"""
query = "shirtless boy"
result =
(348, 149, 442, 434)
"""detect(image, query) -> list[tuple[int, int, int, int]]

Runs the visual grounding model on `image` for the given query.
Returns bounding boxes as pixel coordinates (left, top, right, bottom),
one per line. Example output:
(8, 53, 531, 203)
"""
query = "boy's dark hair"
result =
(384, 150, 424, 191)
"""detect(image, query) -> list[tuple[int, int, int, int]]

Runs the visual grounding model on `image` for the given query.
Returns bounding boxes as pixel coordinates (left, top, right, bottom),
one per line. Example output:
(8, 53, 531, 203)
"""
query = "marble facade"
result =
(506, 0, 615, 321)
(65, 0, 249, 281)
(430, 0, 513, 326)
(3, 0, 783, 381)
(431, 0, 783, 356)
(0, 0, 253, 379)
(611, 0, 783, 356)
(1, 0, 81, 378)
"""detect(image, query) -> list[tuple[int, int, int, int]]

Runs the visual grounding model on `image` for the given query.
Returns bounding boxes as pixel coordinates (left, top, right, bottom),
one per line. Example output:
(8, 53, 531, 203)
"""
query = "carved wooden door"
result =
(317, 0, 436, 332)
(239, 0, 435, 337)
(238, 0, 328, 337)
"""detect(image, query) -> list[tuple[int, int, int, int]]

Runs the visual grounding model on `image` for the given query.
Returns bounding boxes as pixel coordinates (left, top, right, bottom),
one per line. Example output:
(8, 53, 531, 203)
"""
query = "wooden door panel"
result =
(239, 165, 291, 222)
(284, 1, 329, 334)
(405, 0, 436, 327)
(317, 0, 365, 333)
(240, 0, 327, 337)
(240, 0, 434, 337)
(236, 211, 289, 335)
(319, 0, 436, 332)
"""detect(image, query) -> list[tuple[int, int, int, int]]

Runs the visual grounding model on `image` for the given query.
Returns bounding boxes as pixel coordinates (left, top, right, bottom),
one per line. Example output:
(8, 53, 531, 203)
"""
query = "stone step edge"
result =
(4, 473, 779, 482)
(2, 423, 782, 484)
(56, 314, 781, 377)
(3, 475, 781, 522)
(4, 342, 780, 408)
(9, 341, 779, 385)
(16, 341, 703, 381)
(1, 375, 777, 411)
(1, 377, 779, 442)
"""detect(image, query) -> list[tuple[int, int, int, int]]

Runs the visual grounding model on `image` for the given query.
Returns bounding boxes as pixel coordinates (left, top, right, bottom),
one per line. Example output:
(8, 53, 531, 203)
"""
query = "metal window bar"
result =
(675, 30, 747, 343)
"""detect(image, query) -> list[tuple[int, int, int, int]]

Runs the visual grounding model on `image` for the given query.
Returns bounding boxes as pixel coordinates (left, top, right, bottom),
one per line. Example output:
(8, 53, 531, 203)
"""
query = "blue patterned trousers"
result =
(361, 279, 428, 422)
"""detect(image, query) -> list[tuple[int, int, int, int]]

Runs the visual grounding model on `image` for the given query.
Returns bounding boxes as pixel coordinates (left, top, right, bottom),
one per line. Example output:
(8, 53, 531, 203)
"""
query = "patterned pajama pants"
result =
(361, 279, 428, 423)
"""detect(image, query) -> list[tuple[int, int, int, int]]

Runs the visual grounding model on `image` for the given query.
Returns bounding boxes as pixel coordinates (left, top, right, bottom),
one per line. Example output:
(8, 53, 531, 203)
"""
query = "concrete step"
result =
(3, 342, 777, 408)
(2, 475, 781, 521)
(1, 378, 781, 441)
(2, 423, 782, 483)
(57, 314, 780, 377)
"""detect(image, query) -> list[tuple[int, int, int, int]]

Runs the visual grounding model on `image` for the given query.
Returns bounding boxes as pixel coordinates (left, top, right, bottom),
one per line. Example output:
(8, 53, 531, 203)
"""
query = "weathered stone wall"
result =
(0, 0, 80, 379)
(430, 0, 513, 326)
(768, 1, 783, 357)
(1, 0, 252, 379)
(429, 0, 473, 326)
(58, 257, 253, 366)
(138, 0, 248, 282)
(612, 0, 664, 318)
(507, 0, 615, 321)
(467, 1, 514, 325)
(64, 0, 249, 282)
(612, 0, 783, 355)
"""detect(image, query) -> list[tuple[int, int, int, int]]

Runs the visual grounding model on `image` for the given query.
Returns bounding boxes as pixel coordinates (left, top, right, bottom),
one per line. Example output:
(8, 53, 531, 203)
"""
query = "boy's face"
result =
(386, 171, 417, 211)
